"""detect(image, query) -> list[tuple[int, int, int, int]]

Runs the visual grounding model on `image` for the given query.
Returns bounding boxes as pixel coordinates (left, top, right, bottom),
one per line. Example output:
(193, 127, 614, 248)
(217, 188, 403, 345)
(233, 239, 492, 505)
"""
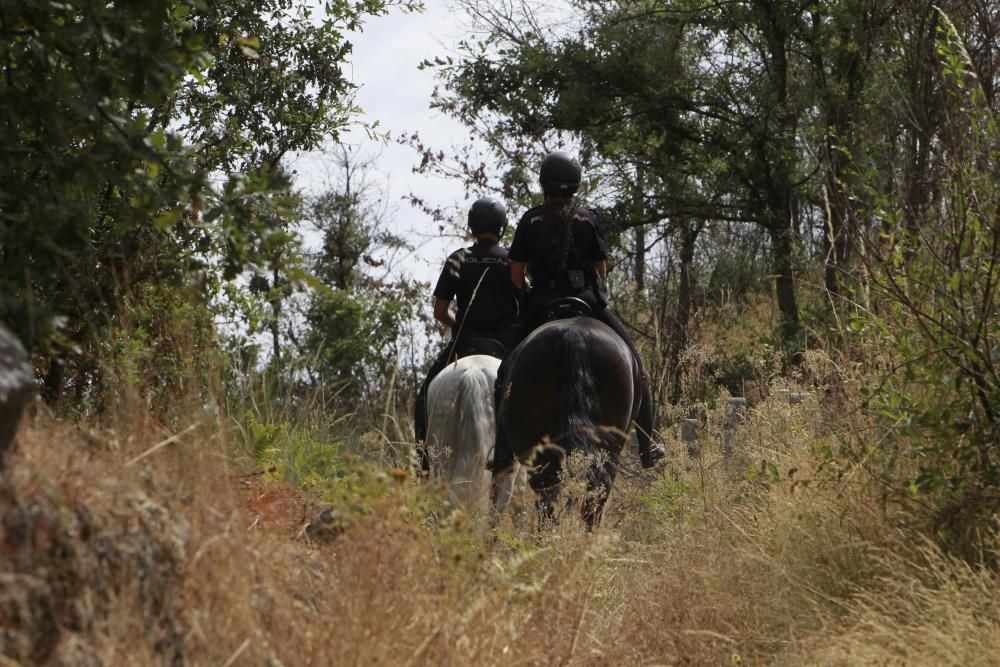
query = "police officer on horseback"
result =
(494, 151, 666, 470)
(414, 197, 519, 469)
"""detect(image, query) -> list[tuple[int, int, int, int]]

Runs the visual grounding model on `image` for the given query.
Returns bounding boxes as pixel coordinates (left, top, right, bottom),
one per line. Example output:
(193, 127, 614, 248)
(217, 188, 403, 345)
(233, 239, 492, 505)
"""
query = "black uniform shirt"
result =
(432, 239, 519, 335)
(508, 204, 607, 286)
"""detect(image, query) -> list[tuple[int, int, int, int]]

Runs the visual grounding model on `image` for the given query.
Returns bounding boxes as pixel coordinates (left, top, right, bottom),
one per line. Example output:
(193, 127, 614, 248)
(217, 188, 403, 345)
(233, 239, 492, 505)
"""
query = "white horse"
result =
(425, 354, 516, 513)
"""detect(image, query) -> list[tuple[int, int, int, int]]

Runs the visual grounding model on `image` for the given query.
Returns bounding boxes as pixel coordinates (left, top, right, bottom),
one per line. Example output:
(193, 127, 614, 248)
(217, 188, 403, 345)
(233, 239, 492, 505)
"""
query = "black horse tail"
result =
(556, 326, 615, 455)
(553, 325, 618, 526)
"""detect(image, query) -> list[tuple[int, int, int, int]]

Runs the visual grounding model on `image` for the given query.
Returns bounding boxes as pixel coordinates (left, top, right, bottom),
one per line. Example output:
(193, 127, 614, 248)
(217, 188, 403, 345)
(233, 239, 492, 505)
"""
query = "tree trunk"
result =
(669, 219, 700, 404)
(270, 263, 281, 366)
(822, 118, 854, 298)
(42, 355, 64, 405)
(635, 225, 646, 291)
(902, 5, 939, 238)
(769, 222, 801, 346)
(755, 0, 802, 349)
(811, 5, 874, 299)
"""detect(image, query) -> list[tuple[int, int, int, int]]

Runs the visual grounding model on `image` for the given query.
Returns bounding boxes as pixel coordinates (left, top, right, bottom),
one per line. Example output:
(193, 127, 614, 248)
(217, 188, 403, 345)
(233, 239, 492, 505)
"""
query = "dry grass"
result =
(785, 539, 1000, 666)
(1, 375, 996, 666)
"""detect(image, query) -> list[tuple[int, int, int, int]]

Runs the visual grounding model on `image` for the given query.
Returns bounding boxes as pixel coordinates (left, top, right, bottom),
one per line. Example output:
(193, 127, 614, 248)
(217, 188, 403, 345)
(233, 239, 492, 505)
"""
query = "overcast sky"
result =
(287, 0, 475, 287)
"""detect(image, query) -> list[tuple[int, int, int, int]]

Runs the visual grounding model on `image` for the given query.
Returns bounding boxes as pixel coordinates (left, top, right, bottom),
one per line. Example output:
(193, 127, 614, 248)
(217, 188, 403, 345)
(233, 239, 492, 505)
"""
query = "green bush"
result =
(853, 16, 1000, 560)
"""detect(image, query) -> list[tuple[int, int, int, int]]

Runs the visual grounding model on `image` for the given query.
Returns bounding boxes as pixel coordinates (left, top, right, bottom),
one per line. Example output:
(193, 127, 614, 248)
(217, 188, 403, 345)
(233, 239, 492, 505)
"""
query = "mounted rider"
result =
(492, 151, 666, 472)
(414, 197, 520, 470)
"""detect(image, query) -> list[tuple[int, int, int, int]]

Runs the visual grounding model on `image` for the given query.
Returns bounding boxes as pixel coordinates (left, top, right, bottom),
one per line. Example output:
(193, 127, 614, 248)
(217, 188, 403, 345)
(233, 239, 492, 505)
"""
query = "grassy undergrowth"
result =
(3, 365, 997, 665)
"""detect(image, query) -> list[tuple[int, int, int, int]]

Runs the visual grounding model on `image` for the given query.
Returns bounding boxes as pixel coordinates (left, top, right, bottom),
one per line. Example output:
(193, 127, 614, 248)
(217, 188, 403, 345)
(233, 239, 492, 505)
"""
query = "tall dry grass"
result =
(3, 358, 997, 665)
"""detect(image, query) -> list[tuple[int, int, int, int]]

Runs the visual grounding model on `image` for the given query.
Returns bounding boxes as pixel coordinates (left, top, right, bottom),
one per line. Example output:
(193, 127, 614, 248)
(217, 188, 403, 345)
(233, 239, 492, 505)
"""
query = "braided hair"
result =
(531, 194, 576, 278)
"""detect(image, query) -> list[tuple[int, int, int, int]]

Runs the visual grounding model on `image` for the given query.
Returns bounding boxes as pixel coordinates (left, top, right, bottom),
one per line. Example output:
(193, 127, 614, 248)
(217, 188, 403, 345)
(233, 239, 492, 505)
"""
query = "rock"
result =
(0, 323, 32, 460)
(0, 474, 188, 665)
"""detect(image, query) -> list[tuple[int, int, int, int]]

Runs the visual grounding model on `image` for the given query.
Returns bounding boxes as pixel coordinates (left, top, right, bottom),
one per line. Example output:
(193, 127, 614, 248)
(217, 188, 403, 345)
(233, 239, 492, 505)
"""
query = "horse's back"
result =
(516, 317, 633, 384)
(426, 354, 500, 511)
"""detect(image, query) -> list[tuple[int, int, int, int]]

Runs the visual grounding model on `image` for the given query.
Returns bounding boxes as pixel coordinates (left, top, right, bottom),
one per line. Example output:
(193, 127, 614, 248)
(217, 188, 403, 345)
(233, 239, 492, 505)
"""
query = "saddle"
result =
(455, 337, 507, 360)
(542, 296, 593, 322)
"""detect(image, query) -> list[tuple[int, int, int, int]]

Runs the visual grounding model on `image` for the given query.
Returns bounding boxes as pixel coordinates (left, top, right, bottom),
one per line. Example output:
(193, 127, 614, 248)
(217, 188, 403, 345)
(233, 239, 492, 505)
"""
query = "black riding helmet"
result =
(539, 151, 582, 194)
(468, 197, 507, 236)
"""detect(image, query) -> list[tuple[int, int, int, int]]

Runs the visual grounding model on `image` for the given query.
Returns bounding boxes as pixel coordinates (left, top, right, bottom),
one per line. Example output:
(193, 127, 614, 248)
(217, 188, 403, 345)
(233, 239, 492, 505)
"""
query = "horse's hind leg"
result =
(490, 466, 517, 520)
(535, 484, 560, 526)
(528, 448, 563, 526)
(582, 469, 609, 529)
(582, 452, 620, 529)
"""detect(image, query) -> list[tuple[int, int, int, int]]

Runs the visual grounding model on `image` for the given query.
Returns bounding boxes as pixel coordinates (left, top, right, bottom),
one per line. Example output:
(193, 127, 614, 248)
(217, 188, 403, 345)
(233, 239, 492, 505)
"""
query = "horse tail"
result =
(553, 325, 621, 526)
(454, 364, 496, 471)
(429, 361, 495, 509)
(555, 326, 605, 454)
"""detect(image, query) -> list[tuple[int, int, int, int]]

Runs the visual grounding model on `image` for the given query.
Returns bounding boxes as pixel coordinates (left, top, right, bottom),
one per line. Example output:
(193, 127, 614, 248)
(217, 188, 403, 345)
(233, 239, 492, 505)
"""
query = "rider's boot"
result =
(636, 372, 666, 468)
(591, 307, 665, 468)
(414, 385, 427, 443)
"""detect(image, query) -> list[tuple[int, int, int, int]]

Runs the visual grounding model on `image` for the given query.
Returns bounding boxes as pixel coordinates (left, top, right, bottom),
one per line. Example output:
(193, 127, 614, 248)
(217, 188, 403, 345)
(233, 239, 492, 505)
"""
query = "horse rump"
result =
(499, 317, 635, 527)
(426, 355, 500, 512)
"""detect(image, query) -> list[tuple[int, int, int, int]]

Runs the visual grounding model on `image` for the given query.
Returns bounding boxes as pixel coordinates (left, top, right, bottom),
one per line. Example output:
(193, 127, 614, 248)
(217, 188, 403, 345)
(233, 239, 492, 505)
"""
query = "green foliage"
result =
(704, 237, 770, 305)
(106, 280, 220, 419)
(0, 0, 410, 400)
(431, 0, 831, 343)
(303, 289, 384, 389)
(289, 150, 419, 403)
(250, 415, 346, 494)
(854, 15, 1000, 558)
(243, 409, 469, 541)
(635, 476, 689, 520)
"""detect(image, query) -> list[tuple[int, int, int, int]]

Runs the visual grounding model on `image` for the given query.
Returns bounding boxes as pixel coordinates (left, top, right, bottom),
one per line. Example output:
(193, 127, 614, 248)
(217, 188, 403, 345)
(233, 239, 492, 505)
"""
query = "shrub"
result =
(853, 14, 1000, 560)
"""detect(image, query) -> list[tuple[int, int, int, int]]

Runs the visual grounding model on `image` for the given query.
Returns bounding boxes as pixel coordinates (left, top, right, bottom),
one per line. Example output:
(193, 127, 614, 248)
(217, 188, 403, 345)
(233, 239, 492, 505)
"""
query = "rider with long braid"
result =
(493, 151, 665, 472)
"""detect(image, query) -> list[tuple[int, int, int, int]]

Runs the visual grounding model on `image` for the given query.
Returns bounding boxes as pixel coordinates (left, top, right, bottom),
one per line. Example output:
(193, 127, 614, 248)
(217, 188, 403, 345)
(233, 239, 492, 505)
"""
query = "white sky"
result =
(287, 0, 475, 287)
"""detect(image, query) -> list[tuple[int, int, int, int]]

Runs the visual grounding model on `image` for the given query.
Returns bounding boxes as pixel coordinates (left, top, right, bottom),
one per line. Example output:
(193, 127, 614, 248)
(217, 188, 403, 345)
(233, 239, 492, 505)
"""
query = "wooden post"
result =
(722, 397, 747, 456)
(681, 418, 700, 457)
(788, 391, 811, 405)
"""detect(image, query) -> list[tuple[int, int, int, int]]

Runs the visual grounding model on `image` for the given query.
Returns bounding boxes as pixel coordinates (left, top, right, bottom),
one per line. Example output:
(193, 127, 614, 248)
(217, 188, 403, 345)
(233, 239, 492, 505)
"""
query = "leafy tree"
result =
(804, 1, 895, 298)
(429, 0, 820, 346)
(0, 0, 415, 401)
(295, 148, 416, 403)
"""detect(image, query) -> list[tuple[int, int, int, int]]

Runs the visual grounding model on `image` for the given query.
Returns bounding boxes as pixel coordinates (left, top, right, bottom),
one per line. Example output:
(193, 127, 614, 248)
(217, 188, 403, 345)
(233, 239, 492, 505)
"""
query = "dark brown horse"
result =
(491, 316, 640, 527)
